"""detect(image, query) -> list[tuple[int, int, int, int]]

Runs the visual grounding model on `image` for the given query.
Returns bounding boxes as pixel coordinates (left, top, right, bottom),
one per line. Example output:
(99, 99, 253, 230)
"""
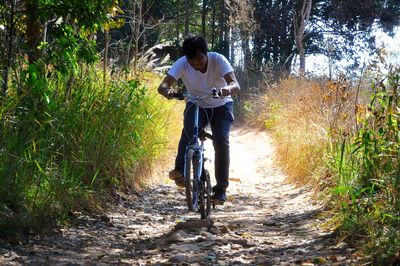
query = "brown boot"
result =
(169, 169, 185, 188)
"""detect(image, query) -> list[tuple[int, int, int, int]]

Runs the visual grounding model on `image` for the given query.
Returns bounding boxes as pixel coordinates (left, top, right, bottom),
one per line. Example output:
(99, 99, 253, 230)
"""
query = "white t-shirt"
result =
(168, 52, 234, 108)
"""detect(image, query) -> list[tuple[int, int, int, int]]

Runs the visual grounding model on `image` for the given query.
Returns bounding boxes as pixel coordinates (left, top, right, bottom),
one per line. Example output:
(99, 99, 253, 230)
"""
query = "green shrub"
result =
(329, 67, 400, 263)
(250, 70, 399, 262)
(0, 67, 172, 235)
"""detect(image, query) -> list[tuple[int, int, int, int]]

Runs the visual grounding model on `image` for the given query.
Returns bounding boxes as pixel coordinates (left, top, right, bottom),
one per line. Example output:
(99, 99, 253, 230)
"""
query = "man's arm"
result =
(220, 71, 241, 97)
(158, 75, 176, 99)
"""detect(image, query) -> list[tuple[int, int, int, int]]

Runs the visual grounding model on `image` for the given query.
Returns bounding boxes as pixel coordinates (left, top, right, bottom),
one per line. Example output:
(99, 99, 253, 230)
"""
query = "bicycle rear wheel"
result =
(184, 149, 199, 212)
(199, 169, 212, 219)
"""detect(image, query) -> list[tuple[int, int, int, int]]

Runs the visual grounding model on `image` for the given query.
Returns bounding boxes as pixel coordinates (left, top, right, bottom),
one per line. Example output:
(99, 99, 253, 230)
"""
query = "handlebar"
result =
(172, 88, 220, 101)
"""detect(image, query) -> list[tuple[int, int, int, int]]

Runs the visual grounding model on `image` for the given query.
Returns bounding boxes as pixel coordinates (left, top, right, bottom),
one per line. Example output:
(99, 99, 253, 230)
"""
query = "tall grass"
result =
(248, 64, 399, 262)
(0, 67, 179, 236)
(245, 77, 355, 187)
(329, 67, 400, 263)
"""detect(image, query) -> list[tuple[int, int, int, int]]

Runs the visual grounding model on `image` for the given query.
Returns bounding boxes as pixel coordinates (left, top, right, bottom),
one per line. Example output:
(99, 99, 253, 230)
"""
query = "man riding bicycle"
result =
(157, 36, 240, 204)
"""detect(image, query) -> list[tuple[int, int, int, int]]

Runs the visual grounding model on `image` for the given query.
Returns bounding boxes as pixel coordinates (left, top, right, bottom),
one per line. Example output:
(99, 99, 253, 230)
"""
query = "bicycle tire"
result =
(184, 148, 197, 211)
(199, 169, 212, 219)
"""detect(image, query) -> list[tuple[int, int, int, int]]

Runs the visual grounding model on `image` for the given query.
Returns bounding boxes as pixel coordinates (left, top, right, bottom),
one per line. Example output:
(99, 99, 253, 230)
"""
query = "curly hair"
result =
(182, 36, 208, 59)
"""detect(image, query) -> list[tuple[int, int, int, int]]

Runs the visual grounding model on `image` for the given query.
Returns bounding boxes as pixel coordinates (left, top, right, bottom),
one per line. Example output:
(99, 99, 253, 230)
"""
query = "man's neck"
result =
(200, 58, 208, 73)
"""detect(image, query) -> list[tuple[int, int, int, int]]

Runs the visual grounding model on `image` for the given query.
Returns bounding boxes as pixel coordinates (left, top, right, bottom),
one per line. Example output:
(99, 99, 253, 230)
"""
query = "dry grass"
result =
(247, 76, 361, 187)
(133, 72, 184, 187)
(245, 64, 400, 262)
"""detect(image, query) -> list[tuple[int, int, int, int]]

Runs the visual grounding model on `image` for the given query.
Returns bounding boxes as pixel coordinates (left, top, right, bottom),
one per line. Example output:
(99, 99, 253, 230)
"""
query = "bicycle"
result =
(172, 89, 219, 219)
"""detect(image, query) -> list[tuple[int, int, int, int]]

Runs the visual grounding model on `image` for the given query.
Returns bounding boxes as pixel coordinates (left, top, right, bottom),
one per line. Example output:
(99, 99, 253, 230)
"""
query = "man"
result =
(158, 36, 240, 204)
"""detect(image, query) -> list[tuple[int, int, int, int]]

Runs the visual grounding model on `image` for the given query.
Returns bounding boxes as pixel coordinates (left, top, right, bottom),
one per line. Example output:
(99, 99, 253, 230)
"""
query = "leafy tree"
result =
(309, 0, 400, 71)
(252, 0, 298, 72)
(321, 0, 400, 33)
(245, 0, 400, 74)
(24, 0, 118, 63)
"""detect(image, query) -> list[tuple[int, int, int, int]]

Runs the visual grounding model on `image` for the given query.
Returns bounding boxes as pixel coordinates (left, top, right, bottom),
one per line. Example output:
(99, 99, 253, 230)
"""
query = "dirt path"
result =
(0, 128, 365, 265)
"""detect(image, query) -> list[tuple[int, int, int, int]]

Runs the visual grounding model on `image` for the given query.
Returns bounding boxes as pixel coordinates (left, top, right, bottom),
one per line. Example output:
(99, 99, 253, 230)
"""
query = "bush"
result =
(0, 67, 177, 235)
(249, 67, 399, 262)
(329, 67, 400, 263)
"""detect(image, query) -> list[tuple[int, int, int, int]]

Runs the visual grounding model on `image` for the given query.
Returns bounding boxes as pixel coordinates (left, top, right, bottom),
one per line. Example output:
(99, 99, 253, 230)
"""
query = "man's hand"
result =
(163, 88, 175, 99)
(222, 72, 241, 96)
(158, 75, 177, 100)
(158, 86, 175, 99)
(219, 87, 231, 98)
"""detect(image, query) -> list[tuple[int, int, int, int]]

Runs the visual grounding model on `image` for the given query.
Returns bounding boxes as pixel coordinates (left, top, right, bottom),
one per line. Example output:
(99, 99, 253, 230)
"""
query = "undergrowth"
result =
(244, 77, 353, 187)
(329, 66, 400, 263)
(247, 62, 399, 263)
(0, 67, 179, 237)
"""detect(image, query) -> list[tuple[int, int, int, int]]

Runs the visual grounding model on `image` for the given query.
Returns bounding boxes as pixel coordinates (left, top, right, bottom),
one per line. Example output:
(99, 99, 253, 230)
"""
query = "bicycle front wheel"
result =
(199, 169, 212, 219)
(184, 148, 199, 212)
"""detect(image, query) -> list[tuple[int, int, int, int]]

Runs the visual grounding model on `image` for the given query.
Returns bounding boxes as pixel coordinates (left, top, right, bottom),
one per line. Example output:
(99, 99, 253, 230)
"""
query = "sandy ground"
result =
(0, 127, 367, 265)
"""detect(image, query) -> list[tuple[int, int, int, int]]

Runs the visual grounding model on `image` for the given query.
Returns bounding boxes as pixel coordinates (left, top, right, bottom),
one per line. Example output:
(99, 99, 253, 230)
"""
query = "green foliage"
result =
(250, 0, 400, 72)
(0, 69, 172, 235)
(0, 0, 178, 237)
(252, 72, 399, 262)
(263, 101, 282, 129)
(39, 23, 99, 75)
(322, 0, 400, 33)
(33, 0, 117, 30)
(329, 67, 400, 263)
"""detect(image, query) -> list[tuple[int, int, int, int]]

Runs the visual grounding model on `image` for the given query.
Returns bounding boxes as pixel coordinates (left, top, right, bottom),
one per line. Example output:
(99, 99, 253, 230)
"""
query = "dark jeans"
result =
(175, 101, 234, 192)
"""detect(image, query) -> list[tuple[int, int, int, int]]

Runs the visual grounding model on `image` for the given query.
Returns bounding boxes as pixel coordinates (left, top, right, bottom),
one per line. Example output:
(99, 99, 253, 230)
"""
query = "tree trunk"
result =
(2, 0, 16, 95)
(241, 30, 251, 71)
(299, 46, 305, 74)
(293, 0, 312, 76)
(327, 37, 333, 80)
(126, 32, 134, 77)
(184, 0, 190, 38)
(133, 0, 142, 78)
(25, 0, 42, 64)
(175, 0, 180, 46)
(211, 0, 216, 49)
(230, 28, 235, 66)
(126, 1, 135, 79)
(224, 5, 230, 60)
(201, 0, 207, 38)
(219, 0, 224, 52)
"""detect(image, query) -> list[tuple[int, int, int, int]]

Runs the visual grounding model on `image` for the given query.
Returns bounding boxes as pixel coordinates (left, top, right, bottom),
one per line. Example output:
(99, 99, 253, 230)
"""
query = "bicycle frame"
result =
(173, 90, 217, 216)
(184, 96, 206, 210)
(180, 90, 218, 214)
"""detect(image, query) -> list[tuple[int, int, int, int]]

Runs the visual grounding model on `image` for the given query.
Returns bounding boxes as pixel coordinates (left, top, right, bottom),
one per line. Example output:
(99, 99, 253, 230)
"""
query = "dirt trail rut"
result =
(0, 128, 365, 265)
